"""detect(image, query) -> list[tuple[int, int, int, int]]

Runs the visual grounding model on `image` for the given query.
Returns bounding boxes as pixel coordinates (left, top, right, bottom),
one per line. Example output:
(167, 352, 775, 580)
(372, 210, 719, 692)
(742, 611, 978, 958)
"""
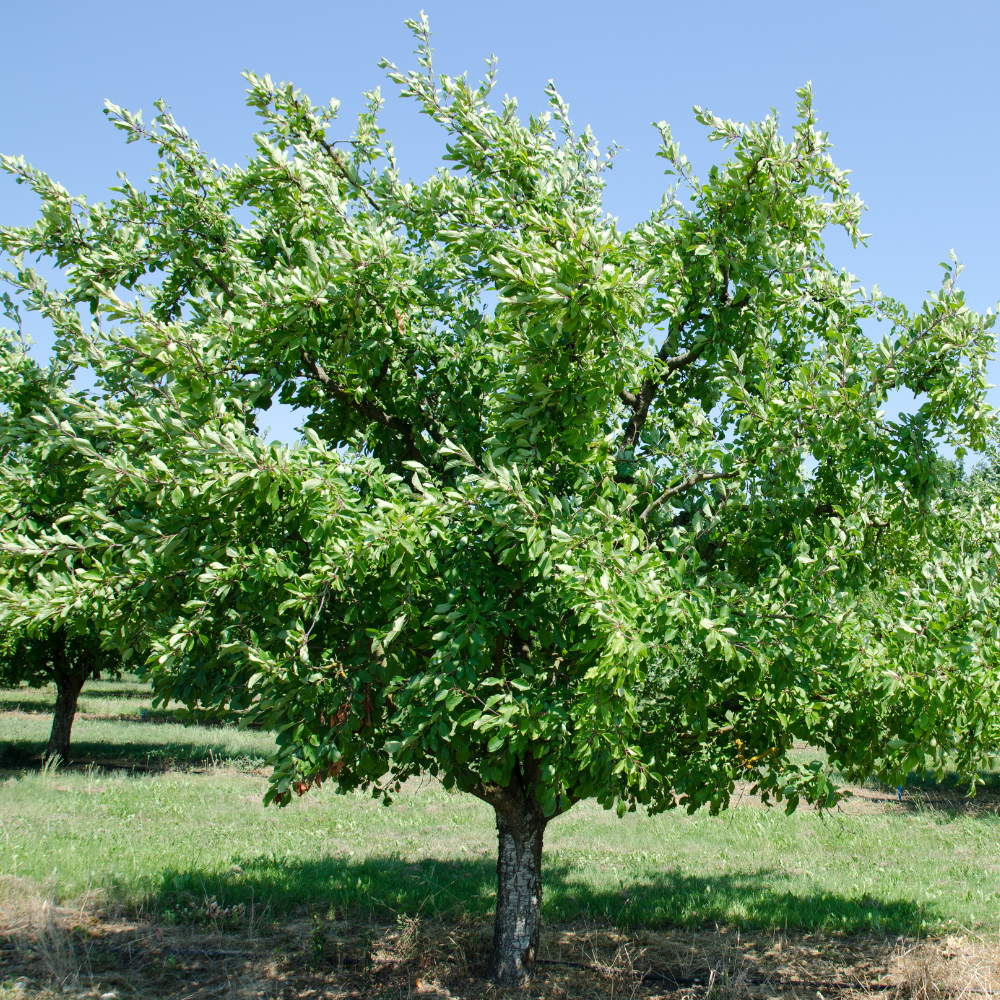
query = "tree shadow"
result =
(0, 701, 180, 722)
(151, 853, 932, 937)
(0, 737, 267, 771)
(857, 771, 1000, 817)
(907, 768, 1000, 796)
(0, 679, 148, 706)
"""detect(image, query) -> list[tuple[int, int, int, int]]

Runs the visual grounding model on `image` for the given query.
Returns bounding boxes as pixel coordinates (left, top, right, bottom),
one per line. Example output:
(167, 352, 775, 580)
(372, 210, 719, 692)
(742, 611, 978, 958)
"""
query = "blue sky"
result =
(2, 0, 998, 447)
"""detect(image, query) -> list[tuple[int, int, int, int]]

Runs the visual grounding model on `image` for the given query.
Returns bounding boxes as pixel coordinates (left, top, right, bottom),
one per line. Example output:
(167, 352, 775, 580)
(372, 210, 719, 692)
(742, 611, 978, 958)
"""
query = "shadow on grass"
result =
(155, 854, 931, 936)
(902, 769, 1000, 796)
(0, 738, 268, 771)
(0, 701, 180, 722)
(0, 679, 151, 704)
(853, 771, 1000, 813)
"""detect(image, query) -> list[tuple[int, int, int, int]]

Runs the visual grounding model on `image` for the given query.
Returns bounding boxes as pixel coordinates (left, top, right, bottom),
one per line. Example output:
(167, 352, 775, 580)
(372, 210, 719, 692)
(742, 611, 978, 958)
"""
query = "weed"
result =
(38, 755, 60, 777)
(395, 912, 423, 961)
(309, 912, 327, 969)
(161, 893, 246, 929)
(362, 924, 376, 987)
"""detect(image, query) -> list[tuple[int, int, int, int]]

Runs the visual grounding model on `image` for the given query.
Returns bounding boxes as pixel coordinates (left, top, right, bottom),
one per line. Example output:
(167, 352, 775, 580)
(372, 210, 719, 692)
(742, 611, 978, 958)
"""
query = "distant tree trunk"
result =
(485, 764, 549, 986)
(46, 634, 89, 764)
(47, 672, 84, 764)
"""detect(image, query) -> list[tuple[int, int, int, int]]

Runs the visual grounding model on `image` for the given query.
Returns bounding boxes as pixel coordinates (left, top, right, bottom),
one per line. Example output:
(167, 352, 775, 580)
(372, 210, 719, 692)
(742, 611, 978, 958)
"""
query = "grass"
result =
(3, 763, 1000, 937)
(0, 676, 169, 719)
(3, 679, 1000, 942)
(0, 677, 276, 770)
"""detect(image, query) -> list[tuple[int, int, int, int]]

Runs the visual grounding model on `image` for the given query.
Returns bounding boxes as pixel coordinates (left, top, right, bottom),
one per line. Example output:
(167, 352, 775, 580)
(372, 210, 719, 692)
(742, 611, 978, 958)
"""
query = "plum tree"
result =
(0, 343, 120, 763)
(0, 625, 116, 763)
(2, 19, 999, 983)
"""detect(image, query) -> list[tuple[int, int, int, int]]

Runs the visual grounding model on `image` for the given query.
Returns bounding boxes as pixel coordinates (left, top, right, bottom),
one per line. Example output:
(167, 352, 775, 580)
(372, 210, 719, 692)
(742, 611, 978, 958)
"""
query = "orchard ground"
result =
(3, 681, 1000, 998)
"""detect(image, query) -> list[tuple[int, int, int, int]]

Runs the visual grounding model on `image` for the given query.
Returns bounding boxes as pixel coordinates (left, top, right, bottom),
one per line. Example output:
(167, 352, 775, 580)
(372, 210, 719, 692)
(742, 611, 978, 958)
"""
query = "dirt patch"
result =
(3, 879, 997, 999)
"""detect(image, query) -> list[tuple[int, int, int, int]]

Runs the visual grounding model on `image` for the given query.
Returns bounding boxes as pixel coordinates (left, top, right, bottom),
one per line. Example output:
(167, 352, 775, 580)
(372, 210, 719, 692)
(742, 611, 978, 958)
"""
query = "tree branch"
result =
(370, 355, 392, 392)
(618, 325, 706, 455)
(299, 349, 423, 463)
(640, 470, 739, 523)
(315, 138, 381, 212)
(659, 338, 707, 372)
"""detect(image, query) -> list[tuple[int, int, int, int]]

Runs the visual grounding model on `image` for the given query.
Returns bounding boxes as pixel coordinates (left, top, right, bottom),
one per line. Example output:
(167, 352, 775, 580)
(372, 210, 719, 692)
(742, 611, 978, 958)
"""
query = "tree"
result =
(0, 625, 117, 763)
(0, 338, 121, 763)
(2, 18, 999, 983)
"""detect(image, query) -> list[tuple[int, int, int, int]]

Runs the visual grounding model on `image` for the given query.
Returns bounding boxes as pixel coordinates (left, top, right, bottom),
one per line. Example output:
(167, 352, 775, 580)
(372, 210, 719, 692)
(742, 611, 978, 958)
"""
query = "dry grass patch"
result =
(0, 875, 97, 997)
(4, 883, 1000, 1000)
(881, 934, 1000, 1000)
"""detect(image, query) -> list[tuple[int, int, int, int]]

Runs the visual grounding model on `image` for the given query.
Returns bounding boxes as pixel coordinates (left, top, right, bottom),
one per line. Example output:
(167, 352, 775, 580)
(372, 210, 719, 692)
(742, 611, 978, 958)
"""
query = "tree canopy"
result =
(1, 17, 999, 983)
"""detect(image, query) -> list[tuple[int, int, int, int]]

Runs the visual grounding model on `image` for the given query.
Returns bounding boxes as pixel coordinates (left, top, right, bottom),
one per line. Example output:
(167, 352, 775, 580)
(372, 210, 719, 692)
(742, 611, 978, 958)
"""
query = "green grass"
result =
(0, 677, 276, 769)
(4, 679, 1000, 938)
(2, 765, 999, 937)
(0, 676, 171, 720)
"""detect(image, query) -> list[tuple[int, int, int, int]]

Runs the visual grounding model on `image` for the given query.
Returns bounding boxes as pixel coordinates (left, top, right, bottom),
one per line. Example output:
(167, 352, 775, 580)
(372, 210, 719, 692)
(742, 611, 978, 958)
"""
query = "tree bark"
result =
(486, 776, 548, 986)
(47, 670, 85, 765)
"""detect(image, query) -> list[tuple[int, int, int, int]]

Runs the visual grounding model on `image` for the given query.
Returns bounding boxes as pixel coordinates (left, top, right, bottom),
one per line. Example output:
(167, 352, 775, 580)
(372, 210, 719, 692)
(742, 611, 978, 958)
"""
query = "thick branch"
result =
(659, 339, 707, 372)
(620, 379, 657, 452)
(619, 328, 705, 453)
(370, 355, 392, 392)
(468, 779, 512, 810)
(468, 756, 577, 822)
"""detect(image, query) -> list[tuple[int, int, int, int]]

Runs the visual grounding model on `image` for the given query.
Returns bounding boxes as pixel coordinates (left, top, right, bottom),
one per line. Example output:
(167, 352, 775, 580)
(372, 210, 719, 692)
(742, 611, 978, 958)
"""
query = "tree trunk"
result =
(47, 670, 85, 765)
(486, 784, 547, 986)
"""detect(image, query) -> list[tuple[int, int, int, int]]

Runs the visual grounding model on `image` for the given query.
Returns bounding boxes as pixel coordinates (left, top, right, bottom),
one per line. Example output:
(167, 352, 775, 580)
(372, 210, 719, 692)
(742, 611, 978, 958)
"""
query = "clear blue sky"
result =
(2, 0, 998, 447)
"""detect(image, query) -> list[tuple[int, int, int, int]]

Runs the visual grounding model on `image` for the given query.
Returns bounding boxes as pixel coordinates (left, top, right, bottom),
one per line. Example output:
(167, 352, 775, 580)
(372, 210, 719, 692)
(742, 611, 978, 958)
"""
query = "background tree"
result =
(1, 18, 999, 984)
(0, 335, 120, 763)
(0, 624, 117, 763)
